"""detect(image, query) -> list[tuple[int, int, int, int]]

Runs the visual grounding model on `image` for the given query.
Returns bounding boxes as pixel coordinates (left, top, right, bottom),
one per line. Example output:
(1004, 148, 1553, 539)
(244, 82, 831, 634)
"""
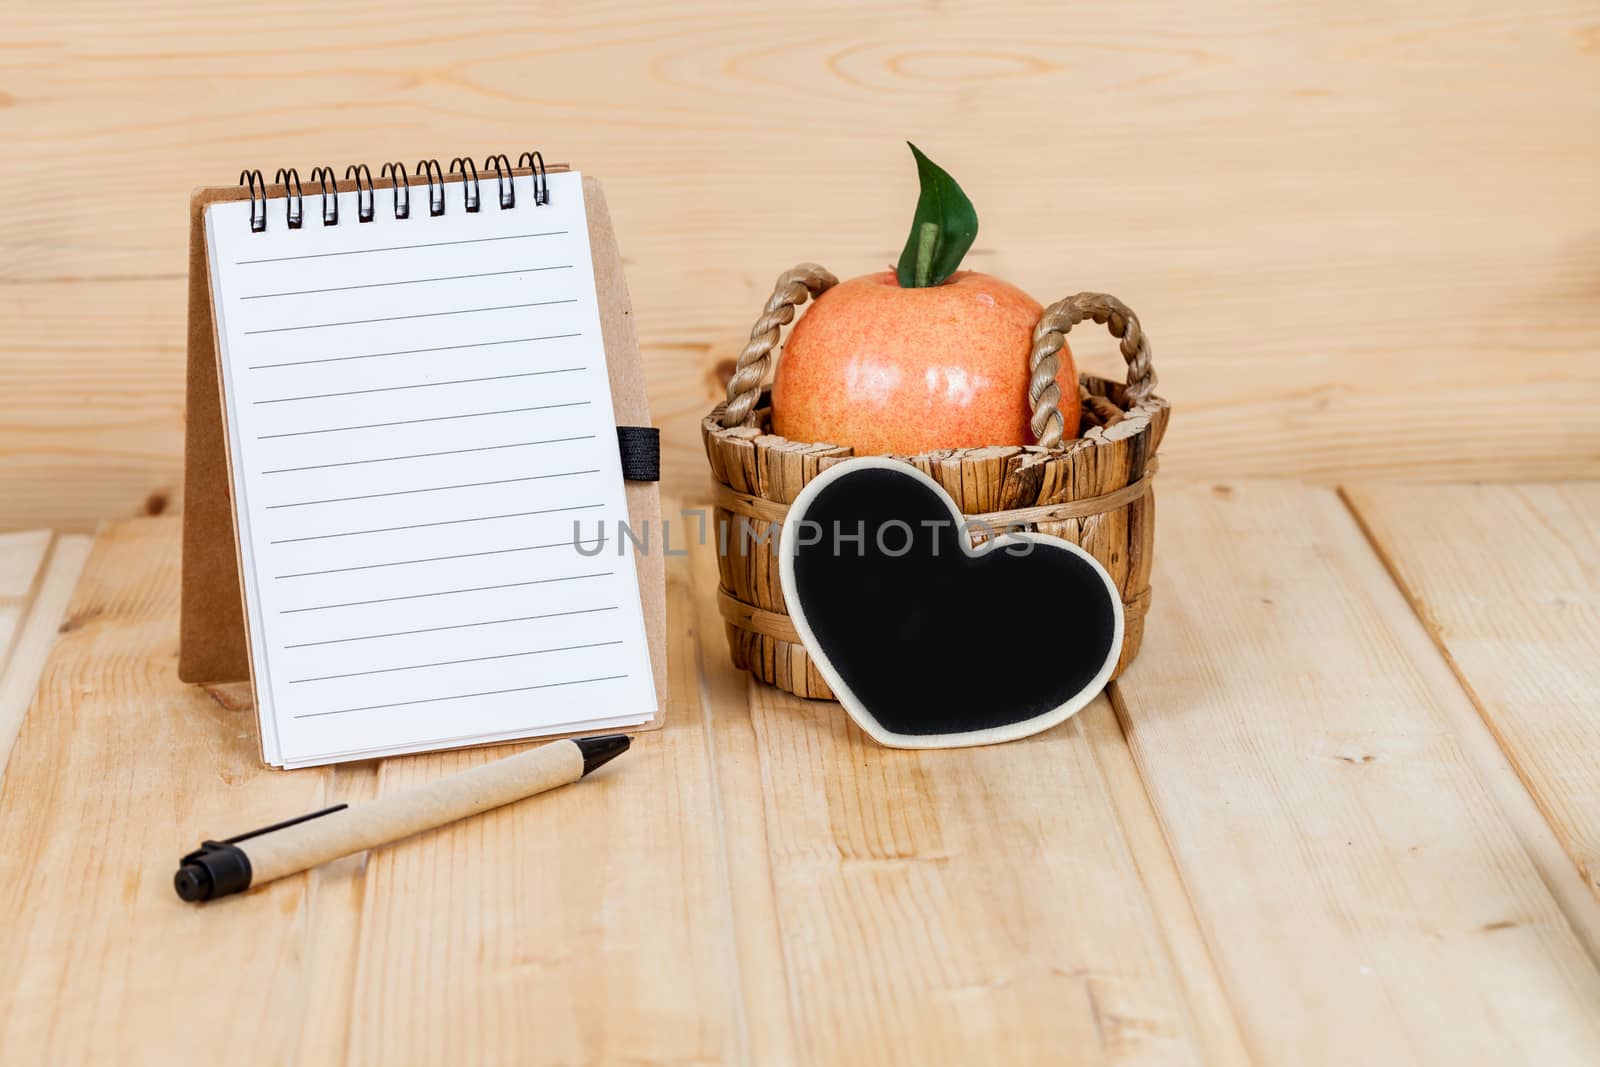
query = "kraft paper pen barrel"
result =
(174, 734, 630, 903)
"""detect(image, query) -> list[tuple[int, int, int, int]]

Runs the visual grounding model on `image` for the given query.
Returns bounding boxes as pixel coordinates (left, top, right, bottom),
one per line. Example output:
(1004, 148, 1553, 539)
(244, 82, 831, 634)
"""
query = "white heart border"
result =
(778, 457, 1126, 749)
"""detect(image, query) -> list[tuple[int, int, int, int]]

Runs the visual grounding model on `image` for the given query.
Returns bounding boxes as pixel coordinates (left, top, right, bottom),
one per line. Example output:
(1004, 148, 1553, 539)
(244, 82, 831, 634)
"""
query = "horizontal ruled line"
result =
(295, 675, 629, 719)
(284, 605, 619, 648)
(280, 572, 613, 614)
(263, 436, 595, 474)
(242, 264, 573, 300)
(257, 400, 590, 439)
(266, 469, 597, 509)
(270, 502, 603, 543)
(236, 230, 569, 266)
(275, 540, 575, 579)
(289, 640, 624, 684)
(243, 299, 576, 335)
(255, 368, 583, 405)
(248, 335, 580, 371)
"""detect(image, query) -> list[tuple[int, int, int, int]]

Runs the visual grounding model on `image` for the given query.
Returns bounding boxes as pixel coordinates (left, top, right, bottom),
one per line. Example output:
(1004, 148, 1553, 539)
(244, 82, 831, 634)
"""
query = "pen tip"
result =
(575, 733, 631, 776)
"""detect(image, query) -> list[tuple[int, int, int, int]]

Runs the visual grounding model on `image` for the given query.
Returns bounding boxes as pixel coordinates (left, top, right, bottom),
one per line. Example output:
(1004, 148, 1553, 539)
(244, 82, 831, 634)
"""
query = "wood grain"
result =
(3, 1, 1600, 530)
(1081, 693, 1252, 1067)
(743, 683, 1214, 1065)
(0, 532, 51, 670)
(0, 531, 54, 767)
(1113, 481, 1600, 1065)
(0, 532, 91, 772)
(1344, 484, 1600, 906)
(0, 520, 334, 1062)
(6, 486, 1600, 1061)
(687, 507, 804, 1066)
(0, 279, 186, 531)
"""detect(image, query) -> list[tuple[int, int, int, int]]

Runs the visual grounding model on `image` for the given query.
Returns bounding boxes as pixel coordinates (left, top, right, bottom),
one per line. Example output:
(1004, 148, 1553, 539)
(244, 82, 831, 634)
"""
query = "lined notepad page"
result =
(204, 172, 656, 768)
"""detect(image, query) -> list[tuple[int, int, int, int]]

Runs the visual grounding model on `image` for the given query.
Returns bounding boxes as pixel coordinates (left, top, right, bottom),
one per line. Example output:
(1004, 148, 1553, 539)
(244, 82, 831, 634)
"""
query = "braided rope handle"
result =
(1030, 293, 1156, 448)
(722, 268, 1158, 448)
(721, 263, 839, 428)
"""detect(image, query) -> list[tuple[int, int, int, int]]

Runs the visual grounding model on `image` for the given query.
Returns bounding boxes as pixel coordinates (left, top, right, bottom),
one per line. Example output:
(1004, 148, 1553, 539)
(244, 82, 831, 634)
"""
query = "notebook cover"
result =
(179, 168, 668, 744)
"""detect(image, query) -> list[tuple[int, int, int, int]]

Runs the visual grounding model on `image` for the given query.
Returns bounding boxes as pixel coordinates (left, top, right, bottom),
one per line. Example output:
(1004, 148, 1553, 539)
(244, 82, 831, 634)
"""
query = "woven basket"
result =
(702, 264, 1170, 700)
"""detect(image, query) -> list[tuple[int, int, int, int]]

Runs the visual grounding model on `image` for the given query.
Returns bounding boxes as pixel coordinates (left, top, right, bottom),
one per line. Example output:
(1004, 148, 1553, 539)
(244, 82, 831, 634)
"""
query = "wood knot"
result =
(143, 491, 170, 516)
(57, 610, 100, 634)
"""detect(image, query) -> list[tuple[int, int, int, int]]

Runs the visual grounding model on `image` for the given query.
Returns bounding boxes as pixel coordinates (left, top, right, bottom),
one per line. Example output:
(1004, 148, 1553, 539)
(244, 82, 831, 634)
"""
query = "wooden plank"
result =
(0, 279, 186, 533)
(0, 530, 52, 673)
(0, 519, 341, 1061)
(336, 543, 749, 1065)
(5, 1, 1600, 531)
(1081, 694, 1252, 1067)
(292, 758, 383, 1061)
(684, 528, 1227, 1063)
(0, 533, 92, 773)
(1344, 484, 1600, 905)
(0, 531, 52, 602)
(1115, 481, 1600, 1065)
(743, 684, 1215, 1064)
(687, 505, 802, 1066)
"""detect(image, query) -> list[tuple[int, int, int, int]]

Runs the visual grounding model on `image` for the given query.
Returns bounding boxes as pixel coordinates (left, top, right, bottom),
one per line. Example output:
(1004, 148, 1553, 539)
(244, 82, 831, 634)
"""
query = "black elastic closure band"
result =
(616, 426, 660, 482)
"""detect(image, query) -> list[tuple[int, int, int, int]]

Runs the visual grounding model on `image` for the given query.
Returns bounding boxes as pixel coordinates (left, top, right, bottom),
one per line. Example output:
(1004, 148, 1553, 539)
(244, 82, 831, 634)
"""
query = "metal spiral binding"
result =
(274, 168, 303, 229)
(484, 154, 515, 209)
(240, 151, 552, 231)
(450, 157, 481, 213)
(308, 166, 339, 226)
(346, 164, 375, 223)
(518, 151, 549, 205)
(417, 158, 446, 217)
(380, 162, 410, 220)
(239, 170, 267, 232)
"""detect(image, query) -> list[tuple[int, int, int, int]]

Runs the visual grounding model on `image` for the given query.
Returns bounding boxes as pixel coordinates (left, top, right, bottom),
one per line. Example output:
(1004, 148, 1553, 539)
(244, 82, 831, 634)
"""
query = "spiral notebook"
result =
(179, 156, 666, 769)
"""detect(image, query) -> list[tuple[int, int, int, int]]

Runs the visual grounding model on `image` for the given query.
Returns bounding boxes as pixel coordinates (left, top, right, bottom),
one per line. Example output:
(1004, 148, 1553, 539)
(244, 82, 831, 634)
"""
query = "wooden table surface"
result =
(2, 482, 1598, 1065)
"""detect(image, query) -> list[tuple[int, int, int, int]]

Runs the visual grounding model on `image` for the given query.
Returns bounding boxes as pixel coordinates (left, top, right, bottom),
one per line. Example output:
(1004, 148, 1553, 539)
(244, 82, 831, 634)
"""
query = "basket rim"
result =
(703, 371, 1170, 462)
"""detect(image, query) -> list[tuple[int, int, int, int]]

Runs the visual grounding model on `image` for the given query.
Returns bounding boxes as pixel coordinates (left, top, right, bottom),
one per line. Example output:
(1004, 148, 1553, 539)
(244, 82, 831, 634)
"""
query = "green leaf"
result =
(895, 143, 979, 288)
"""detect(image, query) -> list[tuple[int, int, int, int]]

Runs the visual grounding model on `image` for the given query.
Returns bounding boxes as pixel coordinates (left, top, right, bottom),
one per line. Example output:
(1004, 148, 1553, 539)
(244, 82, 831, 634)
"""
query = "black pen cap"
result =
(174, 841, 253, 902)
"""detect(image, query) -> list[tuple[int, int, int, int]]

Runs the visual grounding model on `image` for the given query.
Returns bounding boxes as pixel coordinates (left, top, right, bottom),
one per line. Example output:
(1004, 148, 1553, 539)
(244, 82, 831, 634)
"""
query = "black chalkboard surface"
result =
(779, 458, 1124, 748)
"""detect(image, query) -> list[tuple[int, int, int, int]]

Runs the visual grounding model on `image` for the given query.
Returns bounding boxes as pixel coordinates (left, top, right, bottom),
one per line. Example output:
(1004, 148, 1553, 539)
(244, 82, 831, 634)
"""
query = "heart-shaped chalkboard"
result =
(779, 458, 1124, 748)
